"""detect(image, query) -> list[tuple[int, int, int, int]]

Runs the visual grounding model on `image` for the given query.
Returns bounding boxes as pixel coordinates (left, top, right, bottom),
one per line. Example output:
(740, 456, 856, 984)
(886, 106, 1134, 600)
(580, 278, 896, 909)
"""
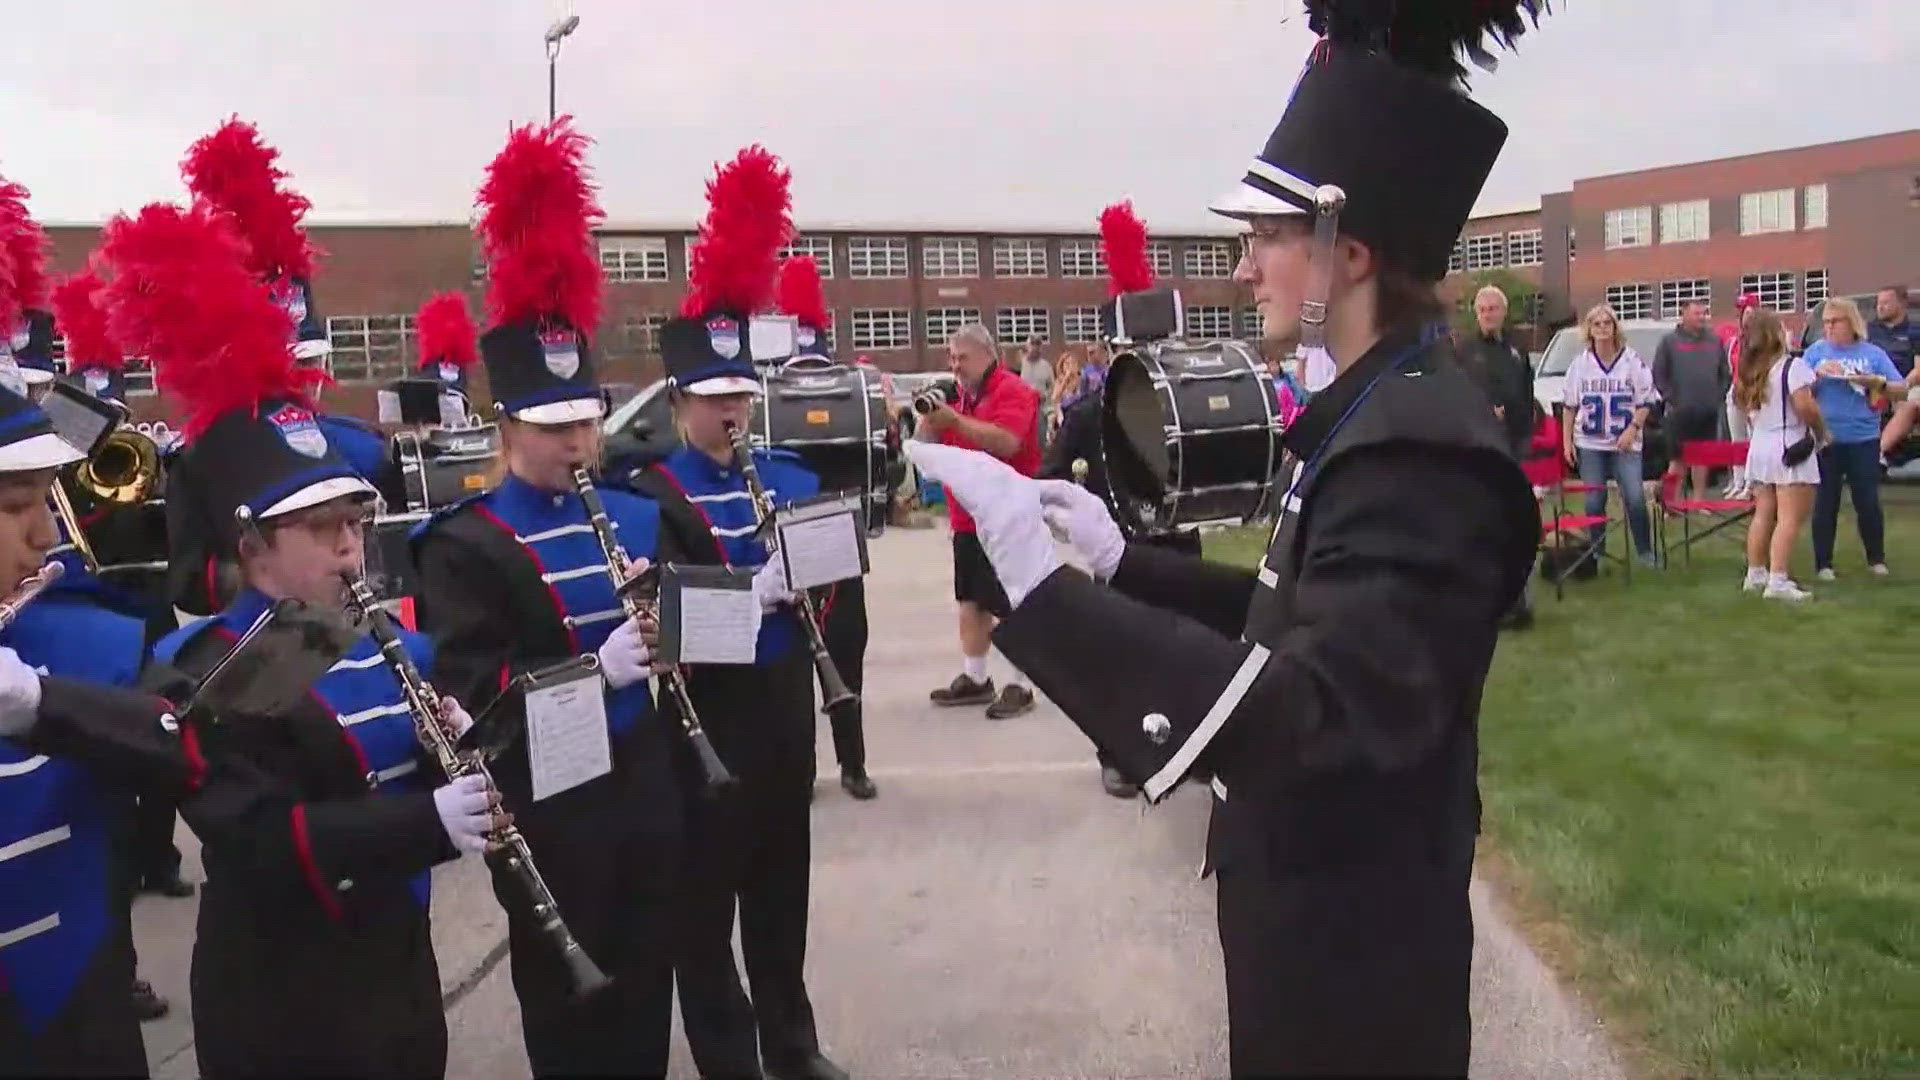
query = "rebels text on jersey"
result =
(1562, 347, 1659, 452)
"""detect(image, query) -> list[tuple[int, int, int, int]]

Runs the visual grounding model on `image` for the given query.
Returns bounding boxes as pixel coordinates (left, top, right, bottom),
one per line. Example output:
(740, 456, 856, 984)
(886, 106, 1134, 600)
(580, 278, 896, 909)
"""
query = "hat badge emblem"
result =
(708, 317, 741, 360)
(541, 329, 581, 380)
(268, 404, 329, 459)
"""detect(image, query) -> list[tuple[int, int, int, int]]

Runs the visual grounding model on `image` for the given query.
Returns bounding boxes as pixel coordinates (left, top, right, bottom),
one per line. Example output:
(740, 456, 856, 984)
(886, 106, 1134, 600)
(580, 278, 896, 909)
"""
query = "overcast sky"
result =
(2, 0, 1912, 233)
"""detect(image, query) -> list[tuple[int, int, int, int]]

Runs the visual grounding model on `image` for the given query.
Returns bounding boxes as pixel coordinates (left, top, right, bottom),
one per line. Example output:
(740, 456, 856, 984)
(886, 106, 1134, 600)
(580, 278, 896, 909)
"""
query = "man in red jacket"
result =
(916, 323, 1042, 718)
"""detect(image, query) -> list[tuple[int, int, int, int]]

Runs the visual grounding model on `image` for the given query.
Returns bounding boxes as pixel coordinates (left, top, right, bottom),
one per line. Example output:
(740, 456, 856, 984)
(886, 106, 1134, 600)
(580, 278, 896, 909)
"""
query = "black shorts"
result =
(1667, 407, 1721, 450)
(952, 531, 1011, 618)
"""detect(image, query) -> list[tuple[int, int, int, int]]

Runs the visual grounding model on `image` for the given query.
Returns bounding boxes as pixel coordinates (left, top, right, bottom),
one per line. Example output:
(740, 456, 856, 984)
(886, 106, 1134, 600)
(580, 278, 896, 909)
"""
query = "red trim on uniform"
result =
(178, 718, 208, 792)
(817, 583, 837, 629)
(650, 464, 730, 564)
(396, 596, 417, 632)
(499, 663, 512, 692)
(472, 502, 582, 653)
(204, 556, 219, 612)
(290, 804, 344, 922)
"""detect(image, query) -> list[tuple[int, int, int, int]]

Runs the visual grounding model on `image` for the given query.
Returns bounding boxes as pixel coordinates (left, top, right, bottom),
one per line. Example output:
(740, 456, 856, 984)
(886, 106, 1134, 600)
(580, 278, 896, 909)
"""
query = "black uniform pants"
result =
(820, 577, 868, 775)
(499, 802, 680, 1078)
(675, 655, 823, 1077)
(1215, 854, 1473, 1078)
(0, 945, 148, 1079)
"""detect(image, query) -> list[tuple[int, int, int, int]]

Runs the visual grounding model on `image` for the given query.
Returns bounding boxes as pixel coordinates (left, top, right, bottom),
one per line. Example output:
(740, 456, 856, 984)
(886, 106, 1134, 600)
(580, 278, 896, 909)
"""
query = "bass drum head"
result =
(754, 363, 890, 531)
(1101, 351, 1172, 535)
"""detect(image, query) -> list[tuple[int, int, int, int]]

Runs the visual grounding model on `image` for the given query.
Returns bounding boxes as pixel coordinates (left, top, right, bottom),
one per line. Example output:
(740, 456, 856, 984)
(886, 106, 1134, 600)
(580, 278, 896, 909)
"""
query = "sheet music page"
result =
(678, 586, 762, 665)
(375, 389, 402, 424)
(525, 671, 612, 802)
(778, 510, 865, 590)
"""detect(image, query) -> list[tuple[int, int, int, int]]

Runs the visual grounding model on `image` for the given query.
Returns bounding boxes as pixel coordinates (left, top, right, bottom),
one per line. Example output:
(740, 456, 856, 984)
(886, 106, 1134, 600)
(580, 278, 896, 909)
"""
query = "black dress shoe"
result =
(765, 1052, 849, 1080)
(132, 978, 169, 1021)
(139, 875, 196, 898)
(840, 770, 878, 800)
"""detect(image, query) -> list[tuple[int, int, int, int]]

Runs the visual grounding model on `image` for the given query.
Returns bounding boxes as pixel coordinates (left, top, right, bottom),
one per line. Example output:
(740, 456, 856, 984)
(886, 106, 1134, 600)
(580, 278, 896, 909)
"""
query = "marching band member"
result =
(632, 146, 847, 1080)
(105, 200, 494, 1079)
(0, 376, 205, 1079)
(414, 290, 478, 421)
(409, 118, 683, 1077)
(773, 255, 877, 802)
(908, 3, 1544, 1074)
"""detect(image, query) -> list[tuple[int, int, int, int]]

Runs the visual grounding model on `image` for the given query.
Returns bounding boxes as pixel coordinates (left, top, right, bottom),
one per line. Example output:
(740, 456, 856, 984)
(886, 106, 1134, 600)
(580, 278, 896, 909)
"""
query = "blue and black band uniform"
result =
(409, 475, 683, 1078)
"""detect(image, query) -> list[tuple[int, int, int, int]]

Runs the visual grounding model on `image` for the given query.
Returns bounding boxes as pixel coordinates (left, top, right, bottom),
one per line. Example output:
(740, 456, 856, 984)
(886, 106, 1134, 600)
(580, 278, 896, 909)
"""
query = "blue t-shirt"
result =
(1802, 338, 1902, 444)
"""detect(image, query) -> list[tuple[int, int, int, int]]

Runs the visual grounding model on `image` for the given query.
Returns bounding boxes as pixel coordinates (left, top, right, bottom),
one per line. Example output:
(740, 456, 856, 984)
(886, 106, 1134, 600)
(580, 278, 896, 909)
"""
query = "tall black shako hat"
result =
(774, 255, 833, 362)
(99, 202, 373, 552)
(1211, 1, 1548, 338)
(182, 118, 333, 365)
(50, 266, 133, 405)
(474, 117, 608, 425)
(0, 175, 56, 392)
(662, 146, 793, 396)
(1094, 200, 1185, 343)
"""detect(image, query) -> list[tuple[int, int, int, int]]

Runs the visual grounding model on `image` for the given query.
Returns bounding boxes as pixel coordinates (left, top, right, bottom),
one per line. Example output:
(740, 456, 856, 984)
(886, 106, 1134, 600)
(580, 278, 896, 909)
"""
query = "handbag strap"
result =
(1779, 355, 1790, 429)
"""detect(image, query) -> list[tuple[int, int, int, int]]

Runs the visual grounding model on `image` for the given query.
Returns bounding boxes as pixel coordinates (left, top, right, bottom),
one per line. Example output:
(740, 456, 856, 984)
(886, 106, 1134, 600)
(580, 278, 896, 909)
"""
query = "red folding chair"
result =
(1523, 453, 1624, 599)
(1657, 440, 1754, 567)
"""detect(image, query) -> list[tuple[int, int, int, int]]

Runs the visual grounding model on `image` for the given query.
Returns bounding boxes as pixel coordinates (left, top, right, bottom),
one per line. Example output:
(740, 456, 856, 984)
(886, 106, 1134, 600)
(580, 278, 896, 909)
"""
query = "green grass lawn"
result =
(1205, 484, 1920, 1079)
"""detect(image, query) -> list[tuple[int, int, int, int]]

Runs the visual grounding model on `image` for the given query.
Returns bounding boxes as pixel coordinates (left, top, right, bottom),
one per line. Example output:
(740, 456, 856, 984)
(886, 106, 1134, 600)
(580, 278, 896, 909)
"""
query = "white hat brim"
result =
(0, 431, 86, 473)
(260, 474, 378, 519)
(512, 396, 607, 424)
(680, 376, 763, 397)
(1208, 181, 1310, 221)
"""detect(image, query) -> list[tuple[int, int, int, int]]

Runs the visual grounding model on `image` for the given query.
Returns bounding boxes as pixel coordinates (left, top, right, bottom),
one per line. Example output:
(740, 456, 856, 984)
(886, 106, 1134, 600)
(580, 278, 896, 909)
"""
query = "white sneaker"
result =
(1764, 580, 1813, 602)
(1816, 568, 1837, 582)
(1730, 484, 1751, 500)
(1742, 569, 1768, 593)
(1870, 563, 1889, 576)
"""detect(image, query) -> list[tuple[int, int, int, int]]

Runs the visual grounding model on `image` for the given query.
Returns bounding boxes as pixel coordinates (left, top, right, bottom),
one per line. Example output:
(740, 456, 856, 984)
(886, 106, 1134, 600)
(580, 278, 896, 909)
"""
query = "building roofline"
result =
(40, 215, 1243, 238)
(1573, 127, 1920, 185)
(1466, 203, 1541, 221)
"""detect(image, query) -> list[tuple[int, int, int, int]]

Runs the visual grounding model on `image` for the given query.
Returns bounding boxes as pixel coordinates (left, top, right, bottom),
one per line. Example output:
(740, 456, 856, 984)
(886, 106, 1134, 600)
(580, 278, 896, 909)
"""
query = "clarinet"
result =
(722, 421, 858, 717)
(569, 467, 734, 793)
(339, 575, 611, 1000)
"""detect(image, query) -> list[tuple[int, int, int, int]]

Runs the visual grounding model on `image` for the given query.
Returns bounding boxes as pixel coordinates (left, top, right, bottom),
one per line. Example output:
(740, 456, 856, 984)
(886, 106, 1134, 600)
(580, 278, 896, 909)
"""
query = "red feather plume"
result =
(98, 203, 323, 440)
(0, 176, 50, 323)
(775, 256, 829, 332)
(416, 291, 478, 370)
(1099, 200, 1154, 298)
(474, 117, 604, 339)
(51, 267, 123, 372)
(680, 146, 792, 318)
(181, 117, 317, 281)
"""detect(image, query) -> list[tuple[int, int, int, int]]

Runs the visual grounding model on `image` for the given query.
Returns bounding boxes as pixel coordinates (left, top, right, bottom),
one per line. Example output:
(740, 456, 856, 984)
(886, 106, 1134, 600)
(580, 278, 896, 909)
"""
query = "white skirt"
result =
(1745, 427, 1821, 486)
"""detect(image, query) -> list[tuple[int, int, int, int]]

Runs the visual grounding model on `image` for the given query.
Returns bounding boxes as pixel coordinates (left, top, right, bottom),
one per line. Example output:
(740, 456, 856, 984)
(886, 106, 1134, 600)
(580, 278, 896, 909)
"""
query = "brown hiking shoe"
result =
(930, 674, 996, 707)
(985, 683, 1035, 719)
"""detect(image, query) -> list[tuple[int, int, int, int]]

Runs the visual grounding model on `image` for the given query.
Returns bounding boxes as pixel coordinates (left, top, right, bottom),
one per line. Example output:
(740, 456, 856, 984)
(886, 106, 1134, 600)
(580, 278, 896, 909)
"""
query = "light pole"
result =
(544, 14, 581, 122)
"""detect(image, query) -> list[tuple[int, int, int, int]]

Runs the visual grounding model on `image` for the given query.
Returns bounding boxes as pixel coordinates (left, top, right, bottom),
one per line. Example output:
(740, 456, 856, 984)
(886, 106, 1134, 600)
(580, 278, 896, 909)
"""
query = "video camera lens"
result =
(911, 385, 953, 416)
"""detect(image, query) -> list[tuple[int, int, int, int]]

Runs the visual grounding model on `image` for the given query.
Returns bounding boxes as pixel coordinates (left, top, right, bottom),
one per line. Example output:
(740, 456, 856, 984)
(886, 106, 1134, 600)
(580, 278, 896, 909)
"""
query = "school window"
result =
(1241, 306, 1265, 338)
(1148, 242, 1174, 278)
(1506, 229, 1543, 268)
(1603, 284, 1653, 322)
(1659, 200, 1709, 244)
(1061, 306, 1102, 343)
(847, 237, 909, 279)
(1739, 272, 1796, 312)
(597, 237, 670, 283)
(1183, 242, 1234, 279)
(923, 308, 980, 347)
(1739, 189, 1796, 235)
(1804, 269, 1829, 307)
(1603, 206, 1653, 249)
(1659, 279, 1711, 318)
(1464, 234, 1505, 270)
(992, 238, 1049, 278)
(1803, 184, 1828, 230)
(777, 236, 834, 278)
(1447, 239, 1465, 274)
(996, 307, 1049, 344)
(850, 308, 913, 350)
(1185, 305, 1234, 340)
(1060, 240, 1106, 278)
(922, 237, 979, 279)
(325, 314, 414, 383)
(614, 314, 668, 360)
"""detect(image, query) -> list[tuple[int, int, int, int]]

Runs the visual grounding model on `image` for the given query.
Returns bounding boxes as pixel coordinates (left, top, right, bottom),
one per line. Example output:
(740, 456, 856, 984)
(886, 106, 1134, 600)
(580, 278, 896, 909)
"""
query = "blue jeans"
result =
(1577, 448, 1652, 557)
(1812, 440, 1884, 570)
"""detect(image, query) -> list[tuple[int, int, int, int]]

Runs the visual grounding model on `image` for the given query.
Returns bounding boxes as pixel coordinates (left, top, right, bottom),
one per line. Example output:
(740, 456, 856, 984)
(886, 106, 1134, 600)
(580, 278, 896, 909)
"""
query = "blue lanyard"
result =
(1284, 324, 1441, 502)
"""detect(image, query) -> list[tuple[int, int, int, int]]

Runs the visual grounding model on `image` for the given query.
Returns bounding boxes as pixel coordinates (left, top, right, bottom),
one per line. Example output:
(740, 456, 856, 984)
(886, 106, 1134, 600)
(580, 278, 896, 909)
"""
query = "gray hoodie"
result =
(1653, 324, 1730, 413)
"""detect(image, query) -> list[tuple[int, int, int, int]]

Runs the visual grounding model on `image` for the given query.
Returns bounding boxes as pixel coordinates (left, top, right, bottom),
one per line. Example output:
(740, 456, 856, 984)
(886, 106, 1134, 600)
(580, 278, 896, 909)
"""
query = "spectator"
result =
(1561, 302, 1658, 567)
(1804, 297, 1900, 578)
(1019, 336, 1053, 400)
(1718, 292, 1762, 496)
(1732, 308, 1826, 601)
(1653, 298, 1731, 502)
(1868, 285, 1920, 460)
(1456, 284, 1536, 456)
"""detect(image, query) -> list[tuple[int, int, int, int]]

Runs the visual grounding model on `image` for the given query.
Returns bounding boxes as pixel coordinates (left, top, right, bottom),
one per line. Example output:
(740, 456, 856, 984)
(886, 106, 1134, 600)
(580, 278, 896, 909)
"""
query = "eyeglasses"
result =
(1237, 220, 1296, 265)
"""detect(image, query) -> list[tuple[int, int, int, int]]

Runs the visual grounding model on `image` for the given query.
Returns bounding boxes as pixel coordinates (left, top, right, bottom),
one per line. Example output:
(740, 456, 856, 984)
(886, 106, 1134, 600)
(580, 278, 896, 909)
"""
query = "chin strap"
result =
(1297, 184, 1347, 353)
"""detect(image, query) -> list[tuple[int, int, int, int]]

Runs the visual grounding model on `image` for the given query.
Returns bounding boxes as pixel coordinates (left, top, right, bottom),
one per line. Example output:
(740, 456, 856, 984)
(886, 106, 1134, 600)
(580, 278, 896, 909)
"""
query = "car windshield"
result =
(1537, 325, 1672, 376)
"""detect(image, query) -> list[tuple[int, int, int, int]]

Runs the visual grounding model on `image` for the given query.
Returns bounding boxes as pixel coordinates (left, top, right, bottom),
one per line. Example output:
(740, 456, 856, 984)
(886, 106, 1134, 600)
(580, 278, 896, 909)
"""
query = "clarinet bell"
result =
(564, 943, 614, 1000)
(690, 729, 736, 794)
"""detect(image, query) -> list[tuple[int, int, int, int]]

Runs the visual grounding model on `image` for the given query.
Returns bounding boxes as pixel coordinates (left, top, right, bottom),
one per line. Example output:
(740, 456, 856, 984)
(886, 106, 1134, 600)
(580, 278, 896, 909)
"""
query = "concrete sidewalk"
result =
(138, 525, 1628, 1079)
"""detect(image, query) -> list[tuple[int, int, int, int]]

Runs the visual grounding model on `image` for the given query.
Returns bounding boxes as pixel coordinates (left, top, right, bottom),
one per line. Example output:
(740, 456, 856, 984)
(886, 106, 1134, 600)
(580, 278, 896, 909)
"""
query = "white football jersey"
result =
(1562, 347, 1659, 452)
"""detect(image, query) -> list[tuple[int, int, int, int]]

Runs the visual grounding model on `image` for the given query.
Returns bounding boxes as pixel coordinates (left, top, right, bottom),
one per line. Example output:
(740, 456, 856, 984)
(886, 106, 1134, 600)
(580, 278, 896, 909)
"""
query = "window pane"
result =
(1506, 230, 1543, 268)
(924, 307, 981, 346)
(1060, 240, 1106, 278)
(598, 237, 670, 283)
(777, 236, 835, 278)
(1603, 284, 1653, 321)
(1183, 242, 1233, 279)
(1061, 306, 1101, 343)
(1738, 272, 1796, 312)
(922, 238, 979, 279)
(1184, 305, 1233, 340)
(847, 238, 909, 279)
(851, 308, 913, 349)
(995, 307, 1049, 345)
(992, 238, 1049, 278)
(1465, 234, 1504, 270)
(1659, 278, 1711, 317)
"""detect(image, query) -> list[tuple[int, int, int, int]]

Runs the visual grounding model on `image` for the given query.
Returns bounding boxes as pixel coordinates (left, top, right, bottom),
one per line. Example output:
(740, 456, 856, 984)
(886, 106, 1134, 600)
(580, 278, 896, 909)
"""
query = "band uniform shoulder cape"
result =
(993, 330, 1539, 1075)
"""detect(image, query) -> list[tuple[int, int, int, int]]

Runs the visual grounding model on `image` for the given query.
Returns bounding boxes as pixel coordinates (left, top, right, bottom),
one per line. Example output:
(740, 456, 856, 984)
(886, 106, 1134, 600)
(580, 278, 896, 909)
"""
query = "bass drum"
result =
(392, 422, 501, 514)
(1101, 339, 1280, 536)
(751, 359, 895, 534)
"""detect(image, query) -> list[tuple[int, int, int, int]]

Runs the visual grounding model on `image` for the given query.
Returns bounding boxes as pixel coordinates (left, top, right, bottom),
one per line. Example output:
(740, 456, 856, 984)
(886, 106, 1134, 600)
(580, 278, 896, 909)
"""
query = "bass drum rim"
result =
(751, 361, 892, 537)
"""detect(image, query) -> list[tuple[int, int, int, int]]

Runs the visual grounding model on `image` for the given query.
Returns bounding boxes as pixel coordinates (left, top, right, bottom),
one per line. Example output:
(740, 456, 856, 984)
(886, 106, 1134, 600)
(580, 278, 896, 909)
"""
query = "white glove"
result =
(1037, 479, 1127, 582)
(905, 442, 1061, 609)
(0, 647, 43, 738)
(752, 559, 795, 612)
(432, 773, 496, 855)
(596, 615, 653, 691)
